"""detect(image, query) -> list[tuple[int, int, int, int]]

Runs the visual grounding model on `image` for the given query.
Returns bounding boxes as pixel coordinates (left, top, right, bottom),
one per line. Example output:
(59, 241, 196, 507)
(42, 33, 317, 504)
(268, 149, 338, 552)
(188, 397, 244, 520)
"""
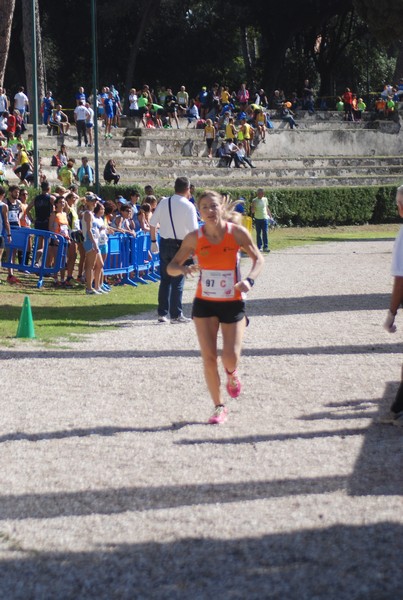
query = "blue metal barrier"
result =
(2, 229, 161, 289)
(130, 232, 159, 284)
(103, 231, 161, 286)
(3, 228, 68, 288)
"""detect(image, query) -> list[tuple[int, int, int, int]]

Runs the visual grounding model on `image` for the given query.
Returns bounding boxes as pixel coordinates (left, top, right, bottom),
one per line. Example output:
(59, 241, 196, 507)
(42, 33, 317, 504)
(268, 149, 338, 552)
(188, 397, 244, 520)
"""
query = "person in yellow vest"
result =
(204, 119, 215, 158)
(240, 118, 254, 156)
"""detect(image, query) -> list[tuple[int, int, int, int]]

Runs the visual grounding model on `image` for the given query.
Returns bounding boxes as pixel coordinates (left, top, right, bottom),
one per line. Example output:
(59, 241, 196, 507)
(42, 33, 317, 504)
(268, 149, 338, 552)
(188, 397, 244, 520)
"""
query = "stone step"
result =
(38, 153, 403, 169)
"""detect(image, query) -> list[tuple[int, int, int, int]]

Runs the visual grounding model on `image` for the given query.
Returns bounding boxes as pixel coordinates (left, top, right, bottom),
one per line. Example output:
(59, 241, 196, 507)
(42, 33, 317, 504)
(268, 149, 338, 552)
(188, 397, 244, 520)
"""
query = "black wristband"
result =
(151, 239, 157, 243)
(246, 277, 255, 287)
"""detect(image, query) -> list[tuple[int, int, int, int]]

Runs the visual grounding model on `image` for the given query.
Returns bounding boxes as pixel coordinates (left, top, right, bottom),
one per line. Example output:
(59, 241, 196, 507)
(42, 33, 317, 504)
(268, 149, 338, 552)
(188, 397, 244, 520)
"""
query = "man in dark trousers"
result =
(150, 176, 198, 323)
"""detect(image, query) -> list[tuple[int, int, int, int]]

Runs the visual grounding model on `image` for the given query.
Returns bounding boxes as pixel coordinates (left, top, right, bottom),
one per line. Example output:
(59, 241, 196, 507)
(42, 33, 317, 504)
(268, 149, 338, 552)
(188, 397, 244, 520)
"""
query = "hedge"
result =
(19, 183, 402, 227)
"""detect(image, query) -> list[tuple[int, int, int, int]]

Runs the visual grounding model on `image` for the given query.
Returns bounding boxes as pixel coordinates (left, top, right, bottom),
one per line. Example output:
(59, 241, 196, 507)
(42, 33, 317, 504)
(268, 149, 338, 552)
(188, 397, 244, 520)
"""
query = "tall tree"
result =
(22, 0, 45, 113)
(0, 0, 16, 87)
(123, 0, 162, 112)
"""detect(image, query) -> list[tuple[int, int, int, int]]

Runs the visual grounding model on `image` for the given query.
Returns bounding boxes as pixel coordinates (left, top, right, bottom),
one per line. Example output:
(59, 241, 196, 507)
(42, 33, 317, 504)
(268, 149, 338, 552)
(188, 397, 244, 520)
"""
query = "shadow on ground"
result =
(0, 523, 402, 599)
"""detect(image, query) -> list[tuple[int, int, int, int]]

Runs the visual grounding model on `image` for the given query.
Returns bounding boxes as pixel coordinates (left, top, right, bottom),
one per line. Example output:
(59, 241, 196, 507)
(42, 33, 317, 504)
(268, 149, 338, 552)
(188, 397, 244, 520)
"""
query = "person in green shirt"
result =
(336, 96, 344, 112)
(251, 188, 273, 252)
(137, 94, 148, 127)
(58, 159, 76, 188)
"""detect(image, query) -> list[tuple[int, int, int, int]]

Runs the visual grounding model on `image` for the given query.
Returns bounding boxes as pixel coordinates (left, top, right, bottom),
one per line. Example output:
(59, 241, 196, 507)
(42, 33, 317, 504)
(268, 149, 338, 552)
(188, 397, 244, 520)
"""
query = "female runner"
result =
(167, 190, 263, 424)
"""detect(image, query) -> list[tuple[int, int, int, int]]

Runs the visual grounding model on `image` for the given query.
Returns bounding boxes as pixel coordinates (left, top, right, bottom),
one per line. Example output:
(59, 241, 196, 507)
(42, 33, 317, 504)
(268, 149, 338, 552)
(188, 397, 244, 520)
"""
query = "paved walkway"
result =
(0, 240, 402, 599)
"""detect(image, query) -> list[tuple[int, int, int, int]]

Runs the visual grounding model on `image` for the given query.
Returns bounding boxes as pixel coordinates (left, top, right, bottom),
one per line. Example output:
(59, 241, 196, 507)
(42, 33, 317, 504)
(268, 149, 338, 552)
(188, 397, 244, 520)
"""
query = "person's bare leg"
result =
(221, 318, 246, 374)
(194, 316, 222, 406)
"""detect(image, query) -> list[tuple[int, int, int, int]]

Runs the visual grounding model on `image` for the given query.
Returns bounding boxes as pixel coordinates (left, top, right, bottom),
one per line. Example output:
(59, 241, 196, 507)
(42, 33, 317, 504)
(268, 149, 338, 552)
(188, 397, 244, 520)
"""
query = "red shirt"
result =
(7, 114, 16, 133)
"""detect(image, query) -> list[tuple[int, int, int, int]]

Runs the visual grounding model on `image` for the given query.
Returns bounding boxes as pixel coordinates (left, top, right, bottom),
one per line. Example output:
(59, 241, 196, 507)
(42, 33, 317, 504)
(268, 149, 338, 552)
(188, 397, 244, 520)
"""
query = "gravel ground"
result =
(0, 239, 402, 599)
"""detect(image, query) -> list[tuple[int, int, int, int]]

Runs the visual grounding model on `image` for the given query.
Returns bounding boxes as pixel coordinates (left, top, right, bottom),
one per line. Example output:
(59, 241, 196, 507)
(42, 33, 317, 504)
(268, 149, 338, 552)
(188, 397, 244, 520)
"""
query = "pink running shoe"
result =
(208, 405, 228, 425)
(226, 369, 242, 398)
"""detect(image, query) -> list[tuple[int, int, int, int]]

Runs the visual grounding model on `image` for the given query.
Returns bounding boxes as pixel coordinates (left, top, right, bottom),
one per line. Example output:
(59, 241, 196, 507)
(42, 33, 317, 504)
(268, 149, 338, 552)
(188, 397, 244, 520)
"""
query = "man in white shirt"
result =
(74, 100, 91, 147)
(0, 88, 8, 117)
(14, 87, 29, 119)
(150, 176, 198, 323)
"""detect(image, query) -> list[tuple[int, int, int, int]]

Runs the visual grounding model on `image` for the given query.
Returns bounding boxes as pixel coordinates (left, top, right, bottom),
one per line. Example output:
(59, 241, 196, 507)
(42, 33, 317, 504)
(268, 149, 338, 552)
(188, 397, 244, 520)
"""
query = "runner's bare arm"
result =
(233, 225, 264, 291)
(167, 231, 199, 277)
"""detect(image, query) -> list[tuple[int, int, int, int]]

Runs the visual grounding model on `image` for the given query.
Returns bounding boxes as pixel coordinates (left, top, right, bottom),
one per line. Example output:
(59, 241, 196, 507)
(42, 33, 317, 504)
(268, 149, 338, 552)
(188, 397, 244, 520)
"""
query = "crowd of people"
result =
(0, 177, 273, 290)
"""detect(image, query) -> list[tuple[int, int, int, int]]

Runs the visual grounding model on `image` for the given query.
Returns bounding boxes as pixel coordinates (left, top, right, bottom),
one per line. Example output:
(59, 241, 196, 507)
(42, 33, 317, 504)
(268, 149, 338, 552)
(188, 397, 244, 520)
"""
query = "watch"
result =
(246, 277, 255, 287)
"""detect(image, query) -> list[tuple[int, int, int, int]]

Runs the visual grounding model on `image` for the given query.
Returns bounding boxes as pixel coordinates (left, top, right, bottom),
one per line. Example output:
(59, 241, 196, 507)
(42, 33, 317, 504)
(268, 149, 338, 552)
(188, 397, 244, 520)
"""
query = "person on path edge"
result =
(150, 176, 198, 324)
(167, 190, 263, 424)
(383, 184, 403, 426)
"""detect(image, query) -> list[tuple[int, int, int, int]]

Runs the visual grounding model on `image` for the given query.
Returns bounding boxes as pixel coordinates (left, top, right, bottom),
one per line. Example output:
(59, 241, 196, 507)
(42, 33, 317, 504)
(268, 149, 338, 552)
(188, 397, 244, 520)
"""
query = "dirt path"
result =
(0, 240, 402, 599)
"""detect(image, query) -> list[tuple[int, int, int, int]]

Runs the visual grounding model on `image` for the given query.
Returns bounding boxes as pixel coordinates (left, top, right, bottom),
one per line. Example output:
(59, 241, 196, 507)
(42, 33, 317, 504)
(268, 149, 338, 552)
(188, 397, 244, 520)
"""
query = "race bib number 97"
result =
(201, 269, 235, 299)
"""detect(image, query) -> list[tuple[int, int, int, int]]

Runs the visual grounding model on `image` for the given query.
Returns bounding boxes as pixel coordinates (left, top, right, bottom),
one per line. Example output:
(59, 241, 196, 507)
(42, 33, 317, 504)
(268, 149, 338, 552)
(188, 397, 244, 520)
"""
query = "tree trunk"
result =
(22, 0, 45, 121)
(0, 0, 16, 87)
(393, 41, 403, 82)
(240, 24, 254, 85)
(123, 0, 162, 113)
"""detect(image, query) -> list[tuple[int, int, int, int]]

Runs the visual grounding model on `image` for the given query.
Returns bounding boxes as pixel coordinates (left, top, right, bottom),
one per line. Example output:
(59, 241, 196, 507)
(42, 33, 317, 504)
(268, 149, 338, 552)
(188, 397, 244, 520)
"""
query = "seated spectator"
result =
(224, 139, 242, 168)
(77, 156, 94, 188)
(256, 88, 268, 108)
(375, 96, 386, 116)
(290, 91, 301, 111)
(281, 102, 299, 129)
(336, 96, 344, 112)
(386, 96, 396, 117)
(216, 141, 230, 166)
(237, 141, 256, 168)
(254, 109, 266, 142)
(48, 104, 69, 136)
(14, 143, 33, 185)
(103, 159, 120, 185)
(270, 90, 285, 111)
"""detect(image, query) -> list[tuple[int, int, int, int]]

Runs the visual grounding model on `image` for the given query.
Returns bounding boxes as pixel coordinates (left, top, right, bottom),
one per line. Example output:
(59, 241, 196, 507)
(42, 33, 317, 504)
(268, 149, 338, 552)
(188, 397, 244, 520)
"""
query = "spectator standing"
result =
(77, 156, 95, 187)
(14, 87, 29, 120)
(128, 88, 139, 122)
(41, 91, 54, 126)
(342, 88, 353, 121)
(0, 186, 12, 279)
(251, 188, 273, 252)
(302, 79, 315, 114)
(149, 176, 198, 323)
(74, 100, 91, 147)
(81, 194, 104, 295)
(58, 158, 76, 187)
(237, 83, 250, 109)
(0, 88, 8, 118)
(85, 102, 94, 146)
(204, 119, 215, 158)
(75, 87, 86, 106)
(177, 86, 189, 112)
(186, 99, 199, 127)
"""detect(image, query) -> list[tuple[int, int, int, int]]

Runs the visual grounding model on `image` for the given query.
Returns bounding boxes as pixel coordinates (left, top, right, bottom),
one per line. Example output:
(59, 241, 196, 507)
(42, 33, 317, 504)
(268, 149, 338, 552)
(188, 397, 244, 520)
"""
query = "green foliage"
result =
(354, 0, 403, 42)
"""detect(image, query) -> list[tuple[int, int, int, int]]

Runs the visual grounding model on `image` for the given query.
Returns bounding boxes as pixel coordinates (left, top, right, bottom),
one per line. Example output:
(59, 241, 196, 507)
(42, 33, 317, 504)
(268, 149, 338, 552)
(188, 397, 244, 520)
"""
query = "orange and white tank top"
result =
(195, 222, 242, 302)
(54, 212, 69, 238)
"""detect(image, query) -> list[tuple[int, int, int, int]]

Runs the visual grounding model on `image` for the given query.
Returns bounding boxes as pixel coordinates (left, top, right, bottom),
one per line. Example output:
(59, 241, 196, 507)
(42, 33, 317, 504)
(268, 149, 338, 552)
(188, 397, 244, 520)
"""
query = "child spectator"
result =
(204, 119, 215, 158)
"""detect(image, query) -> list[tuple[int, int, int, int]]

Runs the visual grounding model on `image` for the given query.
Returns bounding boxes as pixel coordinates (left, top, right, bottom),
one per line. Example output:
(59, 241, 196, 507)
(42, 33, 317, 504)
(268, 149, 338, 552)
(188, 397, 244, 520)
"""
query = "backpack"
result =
(196, 119, 206, 129)
(51, 154, 62, 167)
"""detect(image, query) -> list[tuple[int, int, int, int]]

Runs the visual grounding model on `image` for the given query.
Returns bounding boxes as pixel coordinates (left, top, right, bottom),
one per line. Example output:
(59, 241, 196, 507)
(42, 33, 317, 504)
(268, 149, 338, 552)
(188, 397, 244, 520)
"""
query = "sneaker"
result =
(101, 284, 111, 292)
(158, 315, 169, 323)
(226, 369, 242, 398)
(384, 310, 397, 333)
(95, 287, 109, 294)
(85, 288, 101, 295)
(170, 315, 191, 324)
(208, 405, 228, 425)
(7, 275, 21, 284)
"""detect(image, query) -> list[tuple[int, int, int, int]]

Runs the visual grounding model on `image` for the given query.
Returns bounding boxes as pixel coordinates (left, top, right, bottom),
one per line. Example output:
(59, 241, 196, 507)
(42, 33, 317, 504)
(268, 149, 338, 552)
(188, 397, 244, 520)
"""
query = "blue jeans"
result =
(158, 238, 185, 319)
(255, 218, 268, 250)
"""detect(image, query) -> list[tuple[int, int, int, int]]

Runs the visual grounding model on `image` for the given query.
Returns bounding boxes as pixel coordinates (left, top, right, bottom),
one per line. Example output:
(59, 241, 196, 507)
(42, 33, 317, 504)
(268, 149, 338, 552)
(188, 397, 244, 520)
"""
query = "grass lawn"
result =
(0, 224, 399, 343)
